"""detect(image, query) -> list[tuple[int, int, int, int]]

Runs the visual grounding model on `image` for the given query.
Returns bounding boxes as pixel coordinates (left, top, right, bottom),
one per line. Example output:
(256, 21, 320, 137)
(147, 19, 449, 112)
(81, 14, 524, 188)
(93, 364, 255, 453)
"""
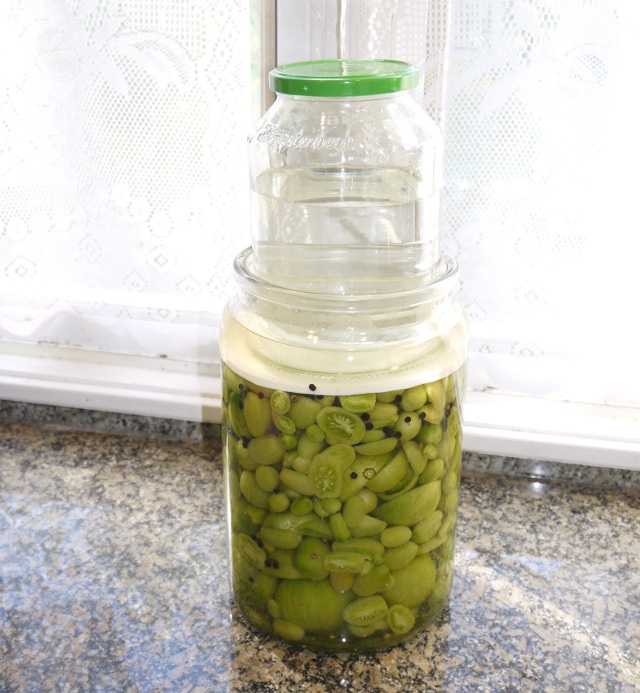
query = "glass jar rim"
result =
(268, 59, 419, 98)
(233, 247, 459, 312)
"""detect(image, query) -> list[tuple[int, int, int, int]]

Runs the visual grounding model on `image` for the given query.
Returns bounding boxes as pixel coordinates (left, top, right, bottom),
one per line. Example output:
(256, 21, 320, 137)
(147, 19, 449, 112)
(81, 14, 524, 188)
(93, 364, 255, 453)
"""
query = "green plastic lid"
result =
(268, 59, 419, 97)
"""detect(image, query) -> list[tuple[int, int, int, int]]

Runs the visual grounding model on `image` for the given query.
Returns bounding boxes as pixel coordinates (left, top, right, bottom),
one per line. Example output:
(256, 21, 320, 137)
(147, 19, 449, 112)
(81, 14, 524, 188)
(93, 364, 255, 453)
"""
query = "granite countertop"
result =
(1, 406, 639, 692)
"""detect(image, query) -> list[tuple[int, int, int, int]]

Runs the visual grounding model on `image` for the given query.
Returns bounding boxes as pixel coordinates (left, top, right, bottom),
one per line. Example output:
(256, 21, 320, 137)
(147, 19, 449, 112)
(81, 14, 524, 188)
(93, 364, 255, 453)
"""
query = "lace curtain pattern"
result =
(0, 0, 250, 361)
(441, 0, 640, 406)
(314, 0, 640, 407)
(1, 0, 638, 410)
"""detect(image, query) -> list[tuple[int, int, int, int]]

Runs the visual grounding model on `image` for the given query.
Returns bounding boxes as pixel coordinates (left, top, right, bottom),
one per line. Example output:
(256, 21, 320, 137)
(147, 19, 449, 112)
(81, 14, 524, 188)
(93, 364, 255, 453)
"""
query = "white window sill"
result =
(463, 391, 640, 471)
(1, 344, 638, 471)
(0, 343, 221, 423)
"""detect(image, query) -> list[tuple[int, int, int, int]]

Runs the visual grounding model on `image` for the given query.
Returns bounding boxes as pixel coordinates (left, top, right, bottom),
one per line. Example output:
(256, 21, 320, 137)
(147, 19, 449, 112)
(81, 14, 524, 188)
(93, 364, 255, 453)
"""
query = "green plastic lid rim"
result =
(268, 59, 419, 97)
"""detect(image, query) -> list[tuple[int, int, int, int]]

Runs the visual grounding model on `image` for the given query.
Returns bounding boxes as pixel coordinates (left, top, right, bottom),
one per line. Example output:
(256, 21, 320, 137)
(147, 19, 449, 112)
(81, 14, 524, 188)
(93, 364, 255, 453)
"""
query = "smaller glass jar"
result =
(248, 59, 444, 295)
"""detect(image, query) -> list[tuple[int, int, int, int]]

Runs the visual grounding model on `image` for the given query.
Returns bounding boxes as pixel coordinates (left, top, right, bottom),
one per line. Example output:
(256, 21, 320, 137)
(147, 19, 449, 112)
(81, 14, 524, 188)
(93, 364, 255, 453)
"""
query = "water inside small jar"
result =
(250, 166, 440, 294)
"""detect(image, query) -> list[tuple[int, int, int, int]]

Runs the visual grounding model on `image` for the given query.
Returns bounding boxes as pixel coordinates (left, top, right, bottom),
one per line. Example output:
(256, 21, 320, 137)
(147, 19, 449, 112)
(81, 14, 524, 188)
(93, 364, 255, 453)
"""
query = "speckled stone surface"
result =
(0, 399, 222, 444)
(1, 417, 639, 692)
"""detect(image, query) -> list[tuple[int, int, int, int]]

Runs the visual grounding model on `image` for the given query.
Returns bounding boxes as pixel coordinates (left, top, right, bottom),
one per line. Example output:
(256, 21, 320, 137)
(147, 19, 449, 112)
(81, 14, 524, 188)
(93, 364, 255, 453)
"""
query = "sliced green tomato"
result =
(375, 390, 403, 403)
(426, 382, 446, 411)
(324, 551, 369, 574)
(262, 511, 332, 539)
(445, 406, 461, 438)
(275, 579, 349, 634)
(237, 533, 266, 569)
(356, 488, 378, 514)
(297, 432, 326, 460)
(342, 595, 389, 627)
(289, 396, 324, 429)
(252, 572, 278, 601)
(419, 458, 445, 485)
(348, 623, 378, 638)
(314, 444, 356, 469)
(290, 497, 314, 515)
(366, 449, 408, 493)
(353, 437, 398, 456)
(378, 468, 418, 501)
(384, 555, 437, 608)
(338, 393, 377, 413)
(239, 471, 270, 509)
(317, 497, 342, 516)
(422, 443, 439, 460)
(416, 535, 445, 554)
(403, 441, 428, 476)
(382, 541, 418, 571)
(316, 406, 366, 445)
(235, 439, 258, 471)
(386, 604, 416, 635)
(273, 414, 296, 435)
(367, 402, 399, 429)
(293, 537, 330, 580)
(380, 526, 412, 548)
(243, 391, 272, 437)
(352, 564, 395, 597)
(393, 411, 422, 442)
(292, 456, 311, 474)
(255, 465, 279, 493)
(298, 514, 333, 539)
(279, 433, 298, 451)
(273, 618, 305, 641)
(372, 480, 442, 526)
(266, 491, 290, 514)
(329, 571, 354, 594)
(412, 510, 443, 544)
(307, 444, 356, 498)
(329, 513, 351, 541)
(260, 526, 301, 550)
(269, 390, 291, 414)
(305, 424, 325, 442)
(269, 597, 283, 620)
(348, 514, 387, 538)
(419, 422, 443, 446)
(342, 495, 366, 527)
(400, 385, 427, 411)
(279, 468, 315, 496)
(262, 549, 305, 579)
(247, 435, 285, 466)
(227, 394, 250, 438)
(245, 504, 266, 526)
(360, 428, 386, 444)
(331, 538, 385, 562)
(340, 452, 393, 500)
(308, 457, 344, 499)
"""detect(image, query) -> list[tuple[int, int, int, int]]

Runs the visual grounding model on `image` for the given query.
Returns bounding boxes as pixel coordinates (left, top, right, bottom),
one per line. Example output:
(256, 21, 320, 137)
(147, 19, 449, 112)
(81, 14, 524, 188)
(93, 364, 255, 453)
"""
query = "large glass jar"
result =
(221, 60, 468, 652)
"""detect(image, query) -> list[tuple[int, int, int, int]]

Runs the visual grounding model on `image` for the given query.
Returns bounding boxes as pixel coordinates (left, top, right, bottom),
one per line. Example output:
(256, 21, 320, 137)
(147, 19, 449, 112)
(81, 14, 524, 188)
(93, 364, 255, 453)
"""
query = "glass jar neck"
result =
(231, 246, 460, 345)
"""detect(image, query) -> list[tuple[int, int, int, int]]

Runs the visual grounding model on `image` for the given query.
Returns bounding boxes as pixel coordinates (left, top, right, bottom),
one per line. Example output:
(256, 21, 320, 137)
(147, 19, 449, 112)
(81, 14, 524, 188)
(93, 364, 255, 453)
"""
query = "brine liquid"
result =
(250, 167, 440, 293)
(220, 307, 468, 397)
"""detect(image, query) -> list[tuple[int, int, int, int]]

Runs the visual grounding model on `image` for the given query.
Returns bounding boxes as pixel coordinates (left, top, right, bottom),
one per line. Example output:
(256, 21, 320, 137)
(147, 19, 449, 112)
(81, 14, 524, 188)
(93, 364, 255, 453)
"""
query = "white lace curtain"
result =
(277, 0, 640, 409)
(0, 0, 250, 362)
(442, 0, 640, 407)
(1, 0, 639, 412)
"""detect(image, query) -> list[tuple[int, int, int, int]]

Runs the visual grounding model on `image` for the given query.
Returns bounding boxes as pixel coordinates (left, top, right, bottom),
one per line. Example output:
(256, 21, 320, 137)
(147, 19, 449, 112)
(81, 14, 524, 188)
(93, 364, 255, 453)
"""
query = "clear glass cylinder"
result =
(221, 248, 467, 652)
(248, 60, 444, 294)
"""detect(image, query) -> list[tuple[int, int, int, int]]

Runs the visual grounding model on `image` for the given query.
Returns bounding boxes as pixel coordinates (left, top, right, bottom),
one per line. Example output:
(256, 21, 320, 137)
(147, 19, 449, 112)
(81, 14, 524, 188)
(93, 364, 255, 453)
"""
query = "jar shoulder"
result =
(220, 303, 468, 395)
